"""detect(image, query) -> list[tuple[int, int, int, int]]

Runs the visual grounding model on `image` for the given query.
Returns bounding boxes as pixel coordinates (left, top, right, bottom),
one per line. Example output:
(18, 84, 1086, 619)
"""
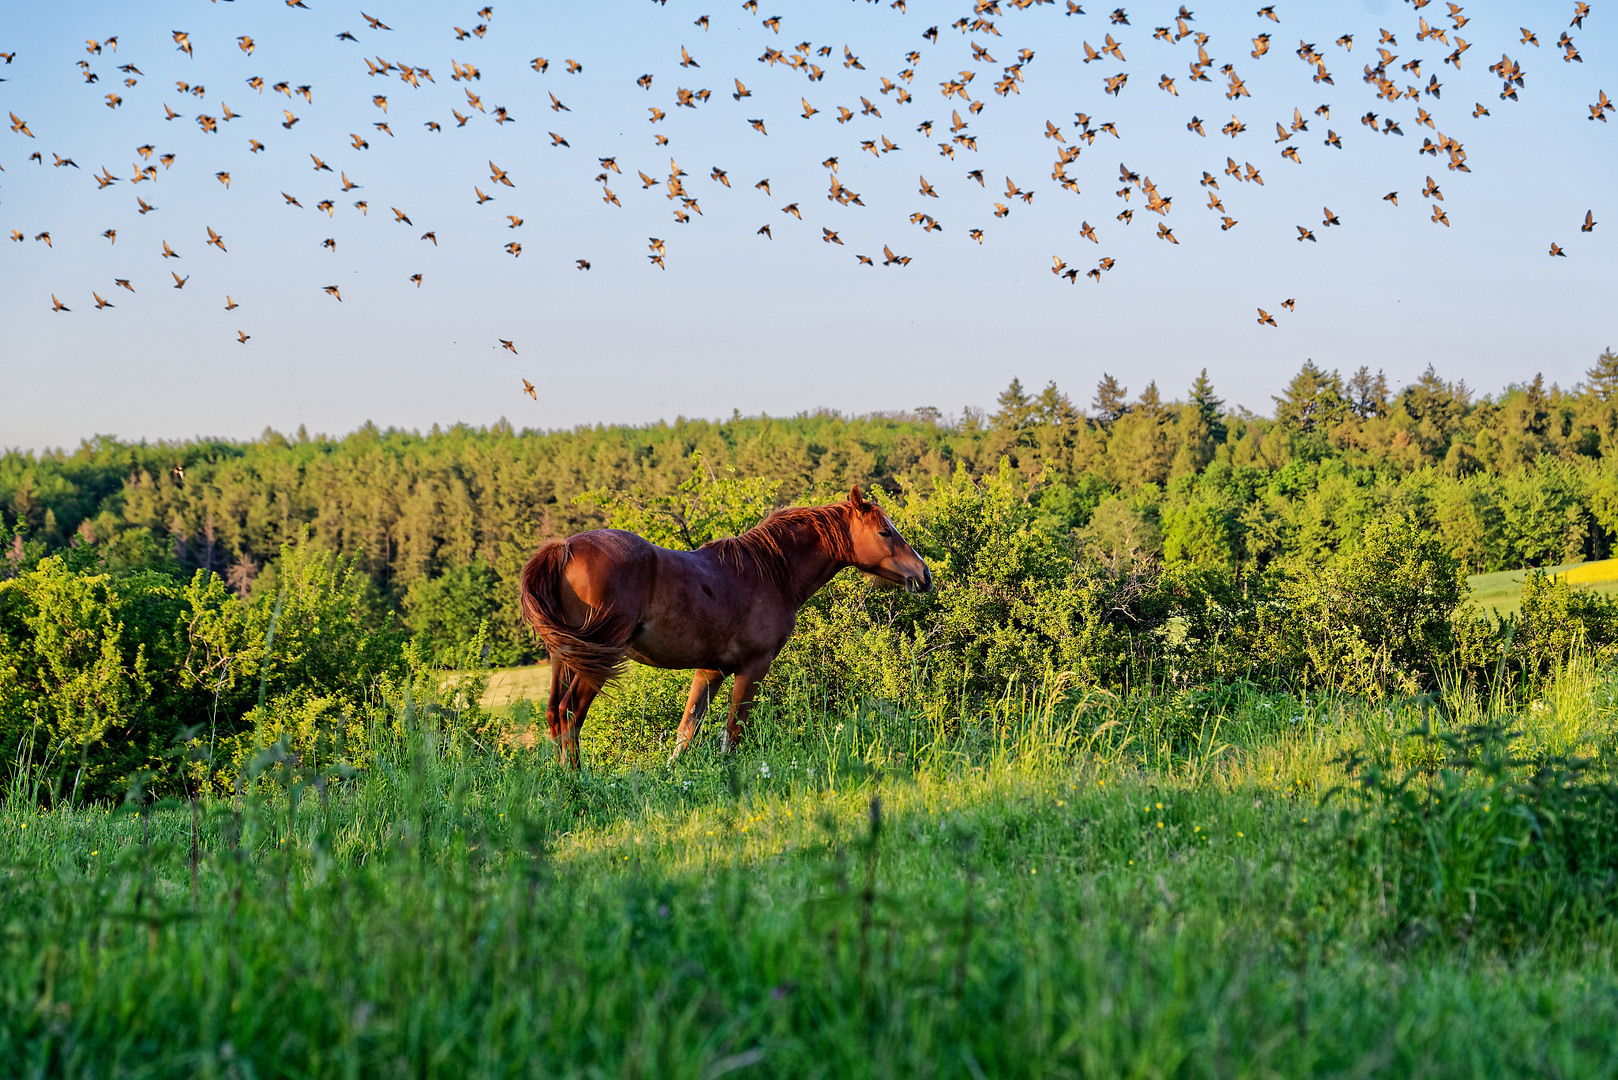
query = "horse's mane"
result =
(700, 503, 856, 582)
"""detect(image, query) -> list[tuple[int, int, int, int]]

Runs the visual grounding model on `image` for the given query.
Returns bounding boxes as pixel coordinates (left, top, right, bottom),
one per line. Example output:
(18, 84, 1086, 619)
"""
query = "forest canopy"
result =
(5, 352, 1618, 667)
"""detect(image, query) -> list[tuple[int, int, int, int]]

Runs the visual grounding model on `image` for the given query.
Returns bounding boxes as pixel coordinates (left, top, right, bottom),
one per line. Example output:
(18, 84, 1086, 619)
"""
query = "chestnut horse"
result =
(518, 486, 931, 767)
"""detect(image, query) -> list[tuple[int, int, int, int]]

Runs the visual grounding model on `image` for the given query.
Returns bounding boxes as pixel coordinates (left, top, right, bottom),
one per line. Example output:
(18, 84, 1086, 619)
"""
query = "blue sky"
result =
(1, 0, 1613, 451)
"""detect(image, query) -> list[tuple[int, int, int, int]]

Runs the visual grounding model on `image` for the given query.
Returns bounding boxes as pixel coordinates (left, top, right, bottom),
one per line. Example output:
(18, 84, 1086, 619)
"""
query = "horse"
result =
(518, 485, 931, 767)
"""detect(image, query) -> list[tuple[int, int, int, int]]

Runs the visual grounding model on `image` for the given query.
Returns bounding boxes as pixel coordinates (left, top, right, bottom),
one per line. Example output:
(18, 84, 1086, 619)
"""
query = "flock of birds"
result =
(3, 0, 1609, 386)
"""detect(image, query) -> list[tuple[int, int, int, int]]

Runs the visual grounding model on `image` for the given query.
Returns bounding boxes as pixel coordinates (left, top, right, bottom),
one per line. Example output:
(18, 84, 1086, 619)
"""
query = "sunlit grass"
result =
(3, 667, 1618, 1076)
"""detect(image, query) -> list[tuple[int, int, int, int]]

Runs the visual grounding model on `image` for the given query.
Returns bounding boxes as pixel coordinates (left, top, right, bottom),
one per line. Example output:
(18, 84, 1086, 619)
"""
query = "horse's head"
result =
(845, 486, 932, 593)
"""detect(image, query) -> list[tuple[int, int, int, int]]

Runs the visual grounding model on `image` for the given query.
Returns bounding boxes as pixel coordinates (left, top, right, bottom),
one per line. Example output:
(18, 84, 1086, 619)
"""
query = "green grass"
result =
(4, 666, 1618, 1077)
(474, 661, 552, 712)
(1467, 559, 1618, 617)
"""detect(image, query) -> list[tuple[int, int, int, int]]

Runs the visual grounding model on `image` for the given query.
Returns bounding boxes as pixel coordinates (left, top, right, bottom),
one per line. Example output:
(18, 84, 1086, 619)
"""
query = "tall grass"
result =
(3, 661, 1618, 1077)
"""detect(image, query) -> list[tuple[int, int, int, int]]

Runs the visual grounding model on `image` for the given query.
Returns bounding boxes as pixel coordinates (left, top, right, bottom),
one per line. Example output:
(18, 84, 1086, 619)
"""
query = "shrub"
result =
(403, 562, 515, 666)
(780, 461, 1134, 714)
(578, 451, 782, 551)
(0, 556, 186, 801)
(1260, 514, 1466, 695)
(0, 530, 406, 802)
(1510, 569, 1618, 681)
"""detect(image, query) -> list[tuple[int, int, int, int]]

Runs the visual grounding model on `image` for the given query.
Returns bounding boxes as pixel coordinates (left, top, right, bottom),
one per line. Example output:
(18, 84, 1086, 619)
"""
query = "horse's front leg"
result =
(672, 669, 727, 759)
(721, 667, 769, 753)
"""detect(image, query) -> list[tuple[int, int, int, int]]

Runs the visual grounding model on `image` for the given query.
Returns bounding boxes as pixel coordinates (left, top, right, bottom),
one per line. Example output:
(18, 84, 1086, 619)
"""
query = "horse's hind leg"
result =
(545, 663, 572, 747)
(672, 669, 727, 759)
(559, 675, 604, 770)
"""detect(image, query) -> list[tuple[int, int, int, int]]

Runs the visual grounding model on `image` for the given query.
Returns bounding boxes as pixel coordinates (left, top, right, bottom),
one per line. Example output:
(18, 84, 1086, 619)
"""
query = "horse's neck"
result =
(781, 520, 852, 608)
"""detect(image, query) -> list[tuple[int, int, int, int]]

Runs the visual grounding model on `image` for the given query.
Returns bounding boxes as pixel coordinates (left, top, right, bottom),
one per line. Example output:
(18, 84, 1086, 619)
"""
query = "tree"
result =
(1346, 366, 1389, 419)
(1584, 347, 1618, 402)
(403, 562, 506, 665)
(1173, 371, 1226, 476)
(1273, 360, 1348, 433)
(1137, 381, 1164, 415)
(1401, 364, 1469, 433)
(1033, 381, 1079, 427)
(1092, 374, 1129, 425)
(990, 377, 1037, 431)
(1189, 369, 1227, 443)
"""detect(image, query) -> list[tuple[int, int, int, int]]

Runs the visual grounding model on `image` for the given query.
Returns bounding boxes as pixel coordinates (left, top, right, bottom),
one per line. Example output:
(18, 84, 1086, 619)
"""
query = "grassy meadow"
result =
(1467, 557, 1618, 618)
(5, 660, 1618, 1078)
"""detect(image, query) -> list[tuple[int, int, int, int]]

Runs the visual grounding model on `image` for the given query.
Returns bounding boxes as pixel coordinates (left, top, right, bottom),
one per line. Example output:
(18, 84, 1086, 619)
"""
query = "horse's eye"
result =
(879, 529, 893, 538)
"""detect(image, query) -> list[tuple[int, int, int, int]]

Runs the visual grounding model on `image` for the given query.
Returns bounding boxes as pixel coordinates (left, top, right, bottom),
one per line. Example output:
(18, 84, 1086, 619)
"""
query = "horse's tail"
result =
(518, 540, 634, 685)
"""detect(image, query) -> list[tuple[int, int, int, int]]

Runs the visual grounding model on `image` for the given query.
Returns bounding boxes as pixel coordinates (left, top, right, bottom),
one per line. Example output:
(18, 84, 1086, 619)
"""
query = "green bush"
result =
(1510, 569, 1618, 681)
(781, 461, 1135, 715)
(0, 556, 189, 801)
(578, 451, 782, 551)
(0, 530, 406, 801)
(402, 561, 516, 666)
(1256, 514, 1467, 696)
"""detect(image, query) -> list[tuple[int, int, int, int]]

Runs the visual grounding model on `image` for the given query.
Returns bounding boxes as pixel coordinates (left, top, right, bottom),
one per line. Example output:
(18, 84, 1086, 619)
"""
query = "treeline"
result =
(4, 351, 1618, 664)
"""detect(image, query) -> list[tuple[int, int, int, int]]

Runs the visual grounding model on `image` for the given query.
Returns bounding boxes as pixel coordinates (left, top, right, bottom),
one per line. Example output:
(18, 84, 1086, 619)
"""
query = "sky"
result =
(1, 0, 1613, 453)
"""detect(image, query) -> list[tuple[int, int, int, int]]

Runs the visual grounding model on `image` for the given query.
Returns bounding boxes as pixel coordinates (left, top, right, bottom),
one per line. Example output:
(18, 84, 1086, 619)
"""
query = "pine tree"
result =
(1034, 381, 1079, 426)
(991, 377, 1037, 431)
(1273, 360, 1347, 432)
(1092, 374, 1129, 425)
(1585, 348, 1618, 402)
(1347, 366, 1390, 419)
(1189, 368, 1227, 444)
(1403, 364, 1466, 432)
(1137, 381, 1164, 414)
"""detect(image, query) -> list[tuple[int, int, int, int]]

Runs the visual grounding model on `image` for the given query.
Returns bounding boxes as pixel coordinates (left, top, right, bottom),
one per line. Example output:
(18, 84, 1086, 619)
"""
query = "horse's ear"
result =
(848, 484, 867, 508)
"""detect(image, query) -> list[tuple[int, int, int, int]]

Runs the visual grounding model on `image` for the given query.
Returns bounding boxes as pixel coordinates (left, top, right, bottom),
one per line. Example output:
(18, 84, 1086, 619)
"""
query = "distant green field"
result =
(479, 660, 551, 708)
(1467, 558, 1618, 617)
